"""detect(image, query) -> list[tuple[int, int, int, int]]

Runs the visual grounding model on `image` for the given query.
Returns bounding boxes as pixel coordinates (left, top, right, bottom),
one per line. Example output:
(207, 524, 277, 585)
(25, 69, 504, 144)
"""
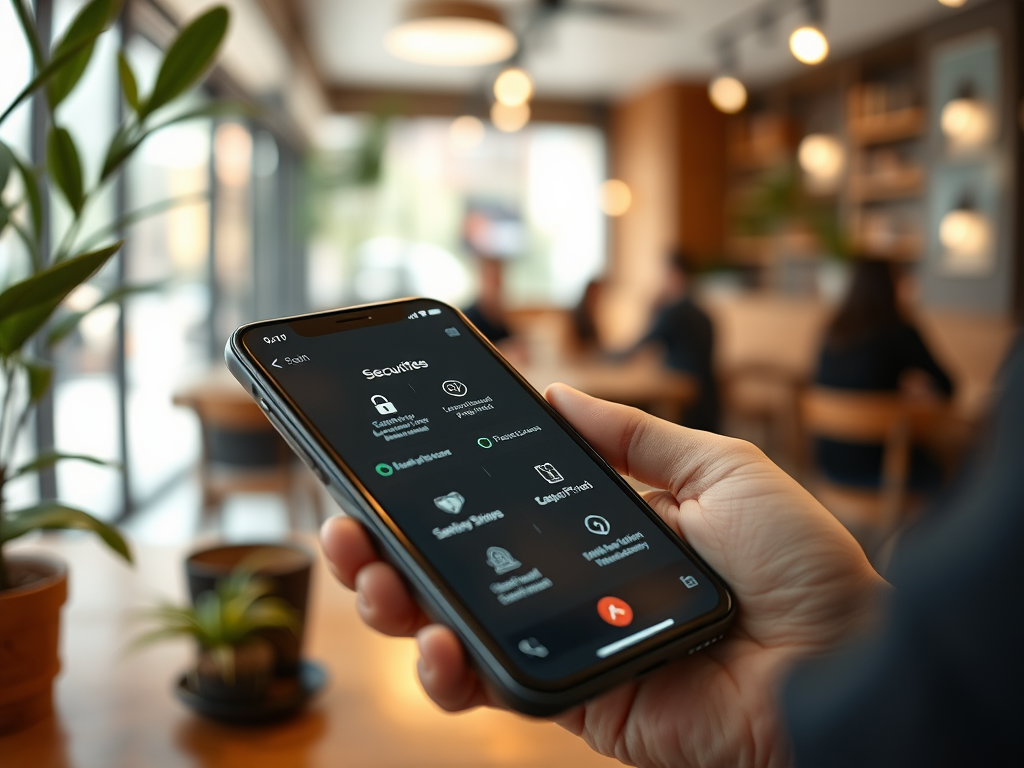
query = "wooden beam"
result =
(326, 85, 608, 125)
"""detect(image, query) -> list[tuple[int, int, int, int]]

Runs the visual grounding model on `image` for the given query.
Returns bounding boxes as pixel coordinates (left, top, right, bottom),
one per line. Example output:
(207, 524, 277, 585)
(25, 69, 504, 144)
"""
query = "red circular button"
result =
(597, 596, 633, 627)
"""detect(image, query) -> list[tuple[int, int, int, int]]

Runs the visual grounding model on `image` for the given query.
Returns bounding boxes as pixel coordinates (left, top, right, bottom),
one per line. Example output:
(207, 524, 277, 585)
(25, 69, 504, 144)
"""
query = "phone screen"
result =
(241, 301, 727, 686)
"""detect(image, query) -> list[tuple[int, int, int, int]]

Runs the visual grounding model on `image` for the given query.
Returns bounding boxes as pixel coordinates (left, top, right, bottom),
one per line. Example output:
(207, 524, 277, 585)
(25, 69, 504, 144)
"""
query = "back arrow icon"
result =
(271, 358, 282, 368)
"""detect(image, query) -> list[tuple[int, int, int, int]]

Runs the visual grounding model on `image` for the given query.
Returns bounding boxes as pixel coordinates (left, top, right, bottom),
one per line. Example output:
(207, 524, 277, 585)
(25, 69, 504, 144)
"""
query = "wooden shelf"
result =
(850, 107, 925, 145)
(850, 167, 926, 201)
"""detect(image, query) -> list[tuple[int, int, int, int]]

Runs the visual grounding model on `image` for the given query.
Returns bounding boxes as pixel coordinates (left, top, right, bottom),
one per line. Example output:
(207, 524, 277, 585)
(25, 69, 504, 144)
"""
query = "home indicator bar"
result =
(595, 618, 675, 659)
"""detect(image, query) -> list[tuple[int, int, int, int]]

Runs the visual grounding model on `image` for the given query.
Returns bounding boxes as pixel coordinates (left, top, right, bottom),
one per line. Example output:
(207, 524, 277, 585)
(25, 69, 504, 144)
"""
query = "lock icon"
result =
(371, 395, 397, 415)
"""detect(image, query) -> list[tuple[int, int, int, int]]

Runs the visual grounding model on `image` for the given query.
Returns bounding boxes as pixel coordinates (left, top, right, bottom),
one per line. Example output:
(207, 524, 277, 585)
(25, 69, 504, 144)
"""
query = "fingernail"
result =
(416, 631, 434, 675)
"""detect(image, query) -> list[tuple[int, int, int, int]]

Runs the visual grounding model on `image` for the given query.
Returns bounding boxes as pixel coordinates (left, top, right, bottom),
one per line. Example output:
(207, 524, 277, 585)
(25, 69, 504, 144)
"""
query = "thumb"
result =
(543, 383, 749, 498)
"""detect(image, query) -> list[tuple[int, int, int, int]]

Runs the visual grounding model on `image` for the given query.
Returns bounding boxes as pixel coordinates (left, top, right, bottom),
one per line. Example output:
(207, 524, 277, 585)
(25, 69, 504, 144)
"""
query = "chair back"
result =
(799, 387, 943, 535)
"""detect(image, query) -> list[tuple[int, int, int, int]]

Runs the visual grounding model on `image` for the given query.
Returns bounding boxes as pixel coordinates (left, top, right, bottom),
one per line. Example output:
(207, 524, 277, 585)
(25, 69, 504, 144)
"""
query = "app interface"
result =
(243, 304, 722, 682)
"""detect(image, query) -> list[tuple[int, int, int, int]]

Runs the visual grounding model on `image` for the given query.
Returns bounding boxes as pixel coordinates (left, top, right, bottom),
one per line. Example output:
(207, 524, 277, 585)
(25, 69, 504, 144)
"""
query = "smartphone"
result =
(226, 298, 735, 715)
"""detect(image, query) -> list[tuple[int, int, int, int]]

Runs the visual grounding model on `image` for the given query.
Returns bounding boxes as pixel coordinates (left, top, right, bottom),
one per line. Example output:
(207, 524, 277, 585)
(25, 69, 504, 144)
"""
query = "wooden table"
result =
(1, 536, 618, 768)
(519, 353, 697, 422)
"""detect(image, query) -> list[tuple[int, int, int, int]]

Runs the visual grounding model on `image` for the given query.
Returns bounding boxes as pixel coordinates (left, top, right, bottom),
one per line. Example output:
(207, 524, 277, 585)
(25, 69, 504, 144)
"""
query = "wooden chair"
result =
(174, 379, 323, 532)
(721, 362, 807, 468)
(799, 388, 944, 549)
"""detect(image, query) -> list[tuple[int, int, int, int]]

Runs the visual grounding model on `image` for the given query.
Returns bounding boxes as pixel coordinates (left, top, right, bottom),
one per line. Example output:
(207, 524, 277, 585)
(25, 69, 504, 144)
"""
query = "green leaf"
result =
(9, 0, 45, 72)
(0, 32, 99, 126)
(0, 304, 57, 358)
(0, 502, 132, 563)
(46, 280, 162, 347)
(47, 126, 85, 214)
(117, 50, 140, 113)
(0, 140, 13, 194)
(0, 242, 122, 355)
(10, 450, 120, 480)
(0, 241, 121, 323)
(22, 357, 52, 403)
(140, 6, 229, 119)
(77, 192, 207, 252)
(11, 150, 42, 239)
(47, 0, 121, 109)
(101, 101, 246, 181)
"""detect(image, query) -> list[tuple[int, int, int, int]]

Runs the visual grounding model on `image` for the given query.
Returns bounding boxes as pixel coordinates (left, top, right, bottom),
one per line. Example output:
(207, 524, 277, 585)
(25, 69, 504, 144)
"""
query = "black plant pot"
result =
(191, 640, 274, 703)
(185, 543, 312, 676)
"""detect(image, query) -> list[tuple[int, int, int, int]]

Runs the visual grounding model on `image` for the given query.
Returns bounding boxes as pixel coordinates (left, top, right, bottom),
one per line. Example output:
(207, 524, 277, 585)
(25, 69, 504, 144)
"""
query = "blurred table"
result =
(1, 536, 617, 768)
(519, 354, 697, 422)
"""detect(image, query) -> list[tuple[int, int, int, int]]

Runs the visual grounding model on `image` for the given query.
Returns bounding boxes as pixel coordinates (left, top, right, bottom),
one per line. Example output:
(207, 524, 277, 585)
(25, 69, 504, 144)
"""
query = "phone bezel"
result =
(228, 298, 735, 700)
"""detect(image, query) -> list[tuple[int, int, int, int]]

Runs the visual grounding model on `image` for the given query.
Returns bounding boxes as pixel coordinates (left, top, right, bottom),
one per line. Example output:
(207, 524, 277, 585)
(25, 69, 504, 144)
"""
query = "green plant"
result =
(131, 562, 299, 683)
(0, 0, 232, 590)
(733, 162, 852, 260)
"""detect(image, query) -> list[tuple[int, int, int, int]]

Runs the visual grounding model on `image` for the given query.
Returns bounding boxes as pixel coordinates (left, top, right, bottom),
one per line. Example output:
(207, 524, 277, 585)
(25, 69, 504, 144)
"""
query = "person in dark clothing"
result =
(462, 257, 512, 345)
(637, 250, 720, 432)
(322, 337, 1023, 768)
(570, 278, 604, 355)
(815, 259, 954, 489)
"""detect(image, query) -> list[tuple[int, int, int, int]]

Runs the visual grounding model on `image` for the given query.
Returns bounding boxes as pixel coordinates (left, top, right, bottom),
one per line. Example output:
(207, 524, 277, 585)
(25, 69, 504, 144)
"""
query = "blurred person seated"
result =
(630, 250, 720, 432)
(815, 258, 953, 490)
(462, 255, 512, 346)
(569, 278, 605, 357)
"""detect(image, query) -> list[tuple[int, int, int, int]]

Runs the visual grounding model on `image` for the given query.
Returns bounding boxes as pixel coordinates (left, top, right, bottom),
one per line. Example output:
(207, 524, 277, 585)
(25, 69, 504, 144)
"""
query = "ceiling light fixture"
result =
(709, 75, 747, 114)
(708, 38, 747, 114)
(940, 84, 992, 150)
(789, 25, 828, 64)
(385, 1, 518, 67)
(936, 0, 967, 7)
(789, 0, 828, 65)
(491, 101, 530, 133)
(494, 67, 533, 107)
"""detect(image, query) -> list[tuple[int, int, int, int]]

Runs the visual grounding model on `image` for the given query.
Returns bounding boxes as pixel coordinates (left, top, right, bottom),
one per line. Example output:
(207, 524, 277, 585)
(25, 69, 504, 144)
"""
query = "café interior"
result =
(1, 0, 1020, 765)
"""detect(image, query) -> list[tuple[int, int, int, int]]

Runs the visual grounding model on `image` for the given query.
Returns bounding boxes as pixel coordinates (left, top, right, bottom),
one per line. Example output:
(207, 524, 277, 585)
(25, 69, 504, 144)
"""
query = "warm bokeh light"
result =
(448, 114, 485, 151)
(599, 179, 632, 217)
(940, 207, 990, 256)
(385, 17, 517, 66)
(789, 26, 829, 65)
(798, 134, 845, 189)
(494, 67, 533, 107)
(490, 101, 529, 133)
(708, 75, 747, 114)
(936, 0, 966, 6)
(214, 122, 251, 187)
(941, 97, 992, 149)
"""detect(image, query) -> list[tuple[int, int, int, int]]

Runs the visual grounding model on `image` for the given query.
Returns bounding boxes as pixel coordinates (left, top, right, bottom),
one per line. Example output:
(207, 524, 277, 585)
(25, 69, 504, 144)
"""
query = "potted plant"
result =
(0, 0, 230, 734)
(130, 552, 303, 720)
(131, 559, 299, 705)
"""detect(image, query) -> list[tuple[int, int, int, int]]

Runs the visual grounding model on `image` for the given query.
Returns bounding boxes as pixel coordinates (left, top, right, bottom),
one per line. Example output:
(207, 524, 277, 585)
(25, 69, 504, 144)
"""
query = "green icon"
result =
(375, 463, 394, 476)
(477, 437, 493, 449)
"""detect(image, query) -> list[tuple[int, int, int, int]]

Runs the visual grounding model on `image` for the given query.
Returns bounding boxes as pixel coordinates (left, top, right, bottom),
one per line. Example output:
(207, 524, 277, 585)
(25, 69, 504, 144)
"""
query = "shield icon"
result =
(433, 492, 465, 515)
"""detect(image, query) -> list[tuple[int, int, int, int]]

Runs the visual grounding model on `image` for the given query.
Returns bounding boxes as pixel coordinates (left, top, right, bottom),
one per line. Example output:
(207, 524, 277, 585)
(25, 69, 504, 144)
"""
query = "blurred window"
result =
(309, 117, 606, 311)
(0, 0, 37, 511)
(50, 0, 122, 520)
(122, 33, 213, 507)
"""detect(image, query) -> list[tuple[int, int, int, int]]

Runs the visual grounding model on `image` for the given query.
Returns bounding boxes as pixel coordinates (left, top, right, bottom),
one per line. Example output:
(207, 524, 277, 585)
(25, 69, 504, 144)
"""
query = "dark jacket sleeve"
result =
(898, 324, 955, 396)
(783, 335, 1024, 767)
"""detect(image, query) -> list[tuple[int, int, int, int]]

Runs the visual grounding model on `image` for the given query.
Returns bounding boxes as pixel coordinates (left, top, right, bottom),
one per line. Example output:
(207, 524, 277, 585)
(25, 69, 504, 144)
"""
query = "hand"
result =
(320, 384, 887, 768)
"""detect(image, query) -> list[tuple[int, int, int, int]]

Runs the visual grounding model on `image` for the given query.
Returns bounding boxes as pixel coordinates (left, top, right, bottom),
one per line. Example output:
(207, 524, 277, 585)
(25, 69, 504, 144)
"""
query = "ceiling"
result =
(305, 0, 966, 101)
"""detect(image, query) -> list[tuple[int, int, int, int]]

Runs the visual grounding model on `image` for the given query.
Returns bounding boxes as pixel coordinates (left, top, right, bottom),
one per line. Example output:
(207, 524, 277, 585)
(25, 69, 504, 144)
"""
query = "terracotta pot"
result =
(0, 555, 68, 735)
(185, 543, 311, 675)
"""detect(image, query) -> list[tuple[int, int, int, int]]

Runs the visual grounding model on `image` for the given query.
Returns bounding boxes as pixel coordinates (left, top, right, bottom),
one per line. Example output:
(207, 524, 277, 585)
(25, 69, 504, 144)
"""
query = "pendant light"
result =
(385, 1, 518, 67)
